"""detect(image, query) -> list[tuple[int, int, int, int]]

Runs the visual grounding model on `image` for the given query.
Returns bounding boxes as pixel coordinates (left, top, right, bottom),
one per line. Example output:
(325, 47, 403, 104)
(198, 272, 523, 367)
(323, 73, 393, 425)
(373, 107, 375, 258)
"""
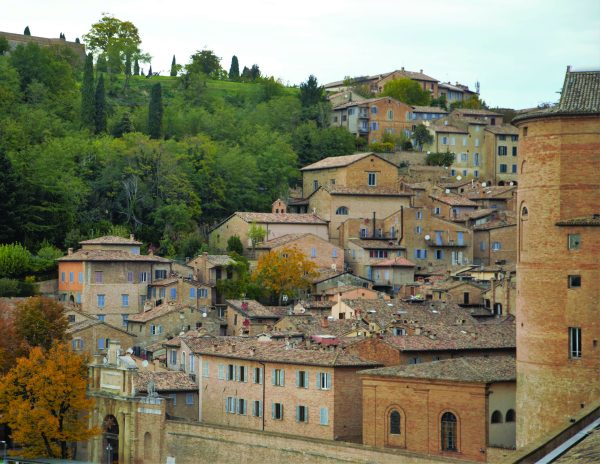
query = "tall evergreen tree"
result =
(229, 55, 240, 81)
(124, 54, 132, 77)
(24, 26, 31, 36)
(147, 65, 153, 77)
(94, 74, 107, 134)
(80, 53, 95, 130)
(75, 37, 80, 44)
(0, 149, 19, 243)
(148, 83, 163, 139)
(241, 66, 251, 81)
(96, 54, 107, 73)
(133, 58, 140, 76)
(299, 75, 325, 107)
(112, 112, 134, 138)
(170, 55, 178, 77)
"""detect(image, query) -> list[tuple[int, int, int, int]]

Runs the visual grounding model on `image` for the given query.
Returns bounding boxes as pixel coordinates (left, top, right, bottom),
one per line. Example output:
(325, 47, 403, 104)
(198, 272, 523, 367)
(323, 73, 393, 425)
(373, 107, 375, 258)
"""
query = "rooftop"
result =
(348, 239, 405, 250)
(57, 249, 170, 263)
(226, 299, 280, 319)
(134, 370, 198, 393)
(80, 235, 142, 246)
(484, 124, 519, 135)
(359, 355, 516, 383)
(234, 212, 327, 225)
(323, 185, 412, 197)
(556, 215, 600, 227)
(411, 106, 449, 114)
(127, 302, 189, 323)
(452, 108, 503, 117)
(370, 257, 416, 267)
(300, 152, 379, 171)
(255, 233, 333, 250)
(430, 193, 479, 207)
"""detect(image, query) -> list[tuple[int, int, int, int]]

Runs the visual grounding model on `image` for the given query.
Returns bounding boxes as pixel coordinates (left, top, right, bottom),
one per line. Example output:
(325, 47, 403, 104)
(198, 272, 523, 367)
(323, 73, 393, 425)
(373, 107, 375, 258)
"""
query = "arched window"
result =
(506, 409, 516, 422)
(390, 410, 401, 435)
(521, 206, 528, 218)
(441, 412, 458, 451)
(336, 206, 349, 215)
(491, 410, 503, 423)
(144, 432, 152, 460)
(493, 303, 503, 316)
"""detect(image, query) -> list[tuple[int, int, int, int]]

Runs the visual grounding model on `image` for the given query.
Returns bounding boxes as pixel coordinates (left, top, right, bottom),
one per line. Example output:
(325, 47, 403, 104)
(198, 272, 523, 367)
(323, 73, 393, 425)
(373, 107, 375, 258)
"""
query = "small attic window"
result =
(523, 127, 528, 136)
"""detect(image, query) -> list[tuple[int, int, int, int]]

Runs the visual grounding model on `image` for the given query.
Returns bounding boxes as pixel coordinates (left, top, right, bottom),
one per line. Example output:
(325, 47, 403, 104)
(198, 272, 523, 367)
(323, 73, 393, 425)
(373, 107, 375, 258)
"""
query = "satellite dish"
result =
(202, 312, 207, 318)
(481, 182, 487, 187)
(126, 347, 133, 354)
(456, 175, 462, 181)
(424, 235, 431, 241)
(445, 188, 450, 194)
(509, 181, 514, 186)
(142, 360, 149, 368)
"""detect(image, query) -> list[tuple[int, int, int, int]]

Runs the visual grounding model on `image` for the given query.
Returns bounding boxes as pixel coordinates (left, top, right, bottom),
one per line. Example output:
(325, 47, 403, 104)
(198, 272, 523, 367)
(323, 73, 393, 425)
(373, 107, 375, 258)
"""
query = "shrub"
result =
(368, 142, 395, 153)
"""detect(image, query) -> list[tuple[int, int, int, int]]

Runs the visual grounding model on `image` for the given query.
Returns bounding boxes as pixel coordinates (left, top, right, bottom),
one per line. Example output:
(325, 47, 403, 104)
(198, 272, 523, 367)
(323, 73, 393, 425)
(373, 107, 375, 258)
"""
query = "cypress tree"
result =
(113, 112, 134, 138)
(229, 55, 240, 81)
(148, 83, 163, 139)
(124, 54, 132, 77)
(24, 26, 31, 36)
(94, 74, 107, 134)
(147, 65, 153, 77)
(80, 53, 96, 131)
(134, 58, 140, 76)
(96, 54, 107, 73)
(75, 37, 80, 44)
(170, 55, 177, 77)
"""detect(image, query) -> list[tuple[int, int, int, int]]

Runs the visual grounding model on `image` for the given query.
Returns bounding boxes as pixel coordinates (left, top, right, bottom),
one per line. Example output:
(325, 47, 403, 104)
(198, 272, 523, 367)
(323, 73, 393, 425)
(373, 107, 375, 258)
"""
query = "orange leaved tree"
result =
(252, 245, 318, 304)
(0, 343, 99, 459)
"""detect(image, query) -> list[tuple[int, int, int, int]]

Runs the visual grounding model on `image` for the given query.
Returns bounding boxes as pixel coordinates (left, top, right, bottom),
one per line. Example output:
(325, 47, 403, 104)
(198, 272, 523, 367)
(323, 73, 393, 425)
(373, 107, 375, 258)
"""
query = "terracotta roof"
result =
(348, 239, 405, 250)
(359, 355, 515, 383)
(430, 279, 488, 291)
(182, 336, 379, 367)
(297, 299, 336, 308)
(431, 124, 468, 134)
(333, 96, 406, 110)
(386, 69, 438, 83)
(66, 318, 134, 337)
(255, 233, 334, 250)
(465, 208, 497, 219)
(484, 124, 519, 135)
(226, 300, 280, 319)
(323, 185, 412, 197)
(234, 212, 327, 225)
(300, 152, 376, 171)
(57, 249, 170, 263)
(370, 257, 416, 267)
(149, 277, 179, 287)
(452, 108, 503, 117)
(280, 317, 371, 339)
(472, 218, 516, 231)
(80, 235, 142, 245)
(430, 194, 478, 207)
(556, 215, 600, 227)
(128, 302, 189, 323)
(411, 106, 448, 114)
(134, 370, 197, 393)
(465, 186, 516, 200)
(322, 285, 367, 295)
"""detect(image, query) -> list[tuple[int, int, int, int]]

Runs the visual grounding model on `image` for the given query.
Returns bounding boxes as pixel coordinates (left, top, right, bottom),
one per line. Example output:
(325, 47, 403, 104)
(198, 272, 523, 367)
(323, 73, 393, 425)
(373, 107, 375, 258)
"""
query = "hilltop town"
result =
(0, 20, 599, 464)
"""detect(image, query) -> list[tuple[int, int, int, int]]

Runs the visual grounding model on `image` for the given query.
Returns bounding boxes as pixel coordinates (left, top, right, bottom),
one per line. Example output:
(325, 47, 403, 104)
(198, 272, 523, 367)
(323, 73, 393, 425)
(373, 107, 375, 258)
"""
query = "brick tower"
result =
(512, 68, 600, 447)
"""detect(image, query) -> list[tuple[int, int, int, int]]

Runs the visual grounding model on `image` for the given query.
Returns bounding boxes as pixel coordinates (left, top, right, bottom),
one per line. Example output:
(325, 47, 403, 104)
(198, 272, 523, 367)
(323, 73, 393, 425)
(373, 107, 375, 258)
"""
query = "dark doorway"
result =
(102, 415, 119, 464)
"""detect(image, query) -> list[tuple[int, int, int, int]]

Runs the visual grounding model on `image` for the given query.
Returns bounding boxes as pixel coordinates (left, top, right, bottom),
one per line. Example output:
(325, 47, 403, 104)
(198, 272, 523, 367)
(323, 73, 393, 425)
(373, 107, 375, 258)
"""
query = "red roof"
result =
(370, 257, 416, 267)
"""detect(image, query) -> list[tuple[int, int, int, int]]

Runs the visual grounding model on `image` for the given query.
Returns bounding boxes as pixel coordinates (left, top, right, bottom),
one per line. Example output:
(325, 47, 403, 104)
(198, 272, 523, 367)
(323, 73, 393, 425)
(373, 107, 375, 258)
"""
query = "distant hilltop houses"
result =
(0, 29, 86, 61)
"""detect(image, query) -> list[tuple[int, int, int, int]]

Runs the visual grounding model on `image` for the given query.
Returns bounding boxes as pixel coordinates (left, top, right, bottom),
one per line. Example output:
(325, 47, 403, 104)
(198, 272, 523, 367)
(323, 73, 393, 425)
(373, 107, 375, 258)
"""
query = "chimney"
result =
(68, 248, 73, 256)
(107, 340, 121, 365)
(230, 343, 236, 353)
(250, 346, 256, 356)
(212, 343, 218, 352)
(130, 234, 135, 241)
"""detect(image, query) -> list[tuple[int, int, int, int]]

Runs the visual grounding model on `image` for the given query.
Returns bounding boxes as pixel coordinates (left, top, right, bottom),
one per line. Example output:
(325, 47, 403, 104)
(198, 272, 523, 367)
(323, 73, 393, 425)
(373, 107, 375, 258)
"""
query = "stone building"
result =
(472, 218, 517, 266)
(225, 299, 282, 336)
(67, 318, 137, 356)
(0, 30, 86, 61)
(482, 125, 520, 185)
(360, 356, 516, 461)
(512, 67, 600, 447)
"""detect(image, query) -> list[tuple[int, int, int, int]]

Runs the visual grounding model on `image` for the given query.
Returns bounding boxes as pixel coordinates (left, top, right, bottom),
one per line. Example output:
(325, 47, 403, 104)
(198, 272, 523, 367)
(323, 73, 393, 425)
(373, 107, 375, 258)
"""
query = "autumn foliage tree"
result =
(252, 246, 318, 304)
(14, 296, 69, 350)
(0, 343, 99, 459)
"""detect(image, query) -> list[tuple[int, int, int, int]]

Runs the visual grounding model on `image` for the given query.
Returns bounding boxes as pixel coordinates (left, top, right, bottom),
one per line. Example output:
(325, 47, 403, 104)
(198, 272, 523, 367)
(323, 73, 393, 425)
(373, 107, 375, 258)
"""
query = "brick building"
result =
(67, 318, 137, 356)
(225, 299, 282, 336)
(512, 67, 600, 447)
(473, 219, 517, 266)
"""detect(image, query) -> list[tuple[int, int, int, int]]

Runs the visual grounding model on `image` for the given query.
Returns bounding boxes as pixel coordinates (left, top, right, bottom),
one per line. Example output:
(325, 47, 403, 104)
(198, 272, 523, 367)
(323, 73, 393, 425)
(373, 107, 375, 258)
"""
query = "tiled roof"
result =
(452, 108, 503, 117)
(370, 257, 415, 267)
(255, 233, 333, 250)
(322, 285, 366, 295)
(57, 249, 171, 263)
(333, 96, 404, 110)
(386, 69, 438, 83)
(323, 185, 412, 197)
(430, 193, 478, 207)
(80, 235, 142, 245)
(226, 300, 280, 319)
(298, 299, 335, 308)
(134, 370, 197, 393)
(207, 255, 236, 266)
(149, 277, 179, 287)
(465, 208, 497, 220)
(359, 355, 515, 383)
(556, 215, 600, 227)
(348, 239, 405, 250)
(234, 212, 327, 225)
(431, 124, 468, 134)
(182, 336, 379, 367)
(472, 218, 516, 230)
(300, 152, 375, 171)
(128, 302, 189, 323)
(411, 106, 448, 114)
(66, 318, 133, 336)
(514, 69, 600, 122)
(484, 124, 519, 135)
(465, 186, 516, 200)
(430, 279, 488, 291)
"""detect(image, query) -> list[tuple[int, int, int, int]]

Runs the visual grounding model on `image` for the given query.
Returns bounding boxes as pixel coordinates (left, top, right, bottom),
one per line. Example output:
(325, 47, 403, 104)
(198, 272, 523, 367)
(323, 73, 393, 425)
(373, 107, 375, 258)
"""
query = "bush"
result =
(0, 279, 35, 297)
(426, 151, 455, 167)
(368, 142, 395, 153)
(0, 243, 31, 278)
(227, 235, 244, 255)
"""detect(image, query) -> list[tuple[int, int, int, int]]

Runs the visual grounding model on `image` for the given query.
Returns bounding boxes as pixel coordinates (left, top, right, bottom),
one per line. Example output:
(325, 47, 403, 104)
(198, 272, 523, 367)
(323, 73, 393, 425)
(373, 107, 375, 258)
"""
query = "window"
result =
(434, 207, 441, 215)
(68, 272, 74, 283)
(512, 146, 518, 156)
(71, 338, 83, 350)
(335, 206, 349, 215)
(225, 396, 236, 414)
(491, 410, 503, 423)
(390, 410, 401, 434)
(218, 364, 225, 380)
(190, 288, 196, 299)
(202, 360, 209, 378)
(97, 315, 105, 322)
(78, 272, 83, 284)
(414, 249, 427, 259)
(371, 106, 378, 114)
(511, 134, 518, 142)
(475, 138, 480, 147)
(98, 338, 106, 350)
(296, 370, 308, 388)
(227, 364, 235, 381)
(313, 180, 319, 192)
(332, 248, 337, 258)
(499, 135, 506, 141)
(568, 275, 581, 288)
(416, 211, 423, 220)
(253, 400, 263, 417)
(170, 288, 177, 300)
(317, 372, 331, 390)
(159, 288, 166, 298)
(474, 170, 479, 178)
(474, 153, 479, 166)
(512, 164, 517, 173)
(189, 354, 195, 373)
(369, 250, 388, 259)
(441, 412, 458, 451)
(272, 368, 285, 386)
(272, 402, 283, 420)
(498, 146, 508, 156)
(435, 250, 444, 260)
(121, 294, 129, 307)
(505, 409, 516, 422)
(61, 272, 66, 283)
(237, 365, 248, 382)
(462, 137, 467, 146)
(155, 269, 167, 280)
(121, 314, 128, 327)
(97, 294, 105, 308)
(170, 394, 177, 406)
(569, 327, 582, 358)
(253, 367, 263, 384)
(76, 293, 81, 304)
(237, 398, 247, 415)
(462, 170, 467, 177)
(139, 272, 148, 282)
(368, 172, 377, 186)
(359, 228, 368, 238)
(311, 247, 316, 258)
(370, 121, 379, 130)
(492, 242, 502, 251)
(320, 407, 329, 426)
(442, 136, 448, 145)
(451, 169, 456, 176)
(568, 234, 581, 250)
(186, 393, 194, 405)
(95, 271, 103, 283)
(499, 164, 507, 173)
(393, 327, 407, 336)
(296, 405, 308, 423)
(408, 357, 421, 364)
(348, 108, 355, 116)
(68, 314, 76, 323)
(480, 241, 486, 251)
(127, 271, 134, 283)
(460, 153, 468, 162)
(170, 350, 177, 365)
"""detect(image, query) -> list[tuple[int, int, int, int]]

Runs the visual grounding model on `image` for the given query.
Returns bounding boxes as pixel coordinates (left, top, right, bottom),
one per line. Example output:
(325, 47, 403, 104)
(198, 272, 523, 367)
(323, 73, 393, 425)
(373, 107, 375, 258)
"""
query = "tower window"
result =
(568, 234, 581, 250)
(569, 327, 581, 358)
(568, 275, 581, 288)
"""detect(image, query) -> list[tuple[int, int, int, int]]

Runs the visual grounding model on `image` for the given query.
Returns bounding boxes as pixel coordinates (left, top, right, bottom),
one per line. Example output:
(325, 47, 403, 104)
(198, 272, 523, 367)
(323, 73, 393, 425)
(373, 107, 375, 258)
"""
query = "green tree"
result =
(299, 74, 325, 107)
(14, 296, 68, 350)
(80, 53, 95, 130)
(382, 78, 431, 105)
(227, 235, 244, 255)
(96, 53, 107, 72)
(185, 49, 223, 78)
(0, 243, 31, 278)
(431, 94, 448, 110)
(250, 64, 261, 80)
(426, 151, 455, 166)
(133, 57, 140, 75)
(148, 82, 163, 139)
(0, 149, 20, 242)
(0, 37, 9, 55)
(170, 54, 178, 76)
(412, 124, 434, 151)
(24, 26, 31, 36)
(228, 55, 239, 80)
(94, 74, 107, 133)
(248, 222, 266, 255)
(112, 112, 134, 137)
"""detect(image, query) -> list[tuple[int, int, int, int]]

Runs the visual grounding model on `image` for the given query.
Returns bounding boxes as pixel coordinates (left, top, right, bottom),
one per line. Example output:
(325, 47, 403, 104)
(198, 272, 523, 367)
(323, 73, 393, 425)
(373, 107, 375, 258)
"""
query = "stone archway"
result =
(102, 415, 119, 464)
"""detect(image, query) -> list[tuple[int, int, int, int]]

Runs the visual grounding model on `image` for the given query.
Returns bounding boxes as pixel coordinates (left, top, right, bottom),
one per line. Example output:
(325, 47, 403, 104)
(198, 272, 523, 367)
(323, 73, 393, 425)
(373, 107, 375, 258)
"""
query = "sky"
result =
(2, 0, 599, 109)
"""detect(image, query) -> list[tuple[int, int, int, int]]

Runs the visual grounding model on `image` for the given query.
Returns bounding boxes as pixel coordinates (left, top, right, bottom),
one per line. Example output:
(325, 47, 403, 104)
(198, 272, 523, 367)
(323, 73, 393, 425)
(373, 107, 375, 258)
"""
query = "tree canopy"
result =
(382, 78, 431, 105)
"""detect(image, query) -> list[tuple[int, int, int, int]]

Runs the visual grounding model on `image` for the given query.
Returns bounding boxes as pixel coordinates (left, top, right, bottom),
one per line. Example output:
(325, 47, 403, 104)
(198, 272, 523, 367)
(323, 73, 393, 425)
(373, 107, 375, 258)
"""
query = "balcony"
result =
(425, 237, 468, 247)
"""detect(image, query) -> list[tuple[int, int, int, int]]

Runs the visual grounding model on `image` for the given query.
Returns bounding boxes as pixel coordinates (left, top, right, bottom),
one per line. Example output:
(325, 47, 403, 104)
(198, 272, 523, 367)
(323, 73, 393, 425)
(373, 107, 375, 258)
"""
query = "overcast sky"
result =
(2, 0, 599, 108)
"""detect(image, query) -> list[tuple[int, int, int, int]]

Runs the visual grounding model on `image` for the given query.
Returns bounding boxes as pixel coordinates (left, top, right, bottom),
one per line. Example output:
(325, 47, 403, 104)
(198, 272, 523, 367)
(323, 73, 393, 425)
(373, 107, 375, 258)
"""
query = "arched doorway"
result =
(144, 432, 152, 461)
(69, 294, 75, 304)
(102, 415, 119, 464)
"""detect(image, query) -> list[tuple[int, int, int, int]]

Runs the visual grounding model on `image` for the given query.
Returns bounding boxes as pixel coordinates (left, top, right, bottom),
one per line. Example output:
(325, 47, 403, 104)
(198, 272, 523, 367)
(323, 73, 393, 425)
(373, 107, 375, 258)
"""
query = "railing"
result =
(425, 238, 468, 247)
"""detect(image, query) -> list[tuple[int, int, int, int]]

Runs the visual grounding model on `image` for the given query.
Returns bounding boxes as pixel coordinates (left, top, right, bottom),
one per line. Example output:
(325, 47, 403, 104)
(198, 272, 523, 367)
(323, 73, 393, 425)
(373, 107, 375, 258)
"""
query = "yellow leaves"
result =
(0, 343, 99, 459)
(252, 246, 318, 299)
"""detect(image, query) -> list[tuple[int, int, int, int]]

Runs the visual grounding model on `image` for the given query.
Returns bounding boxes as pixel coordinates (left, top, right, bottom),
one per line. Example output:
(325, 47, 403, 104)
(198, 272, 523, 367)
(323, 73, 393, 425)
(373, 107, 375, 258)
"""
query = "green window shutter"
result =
(296, 371, 300, 387)
(281, 369, 285, 386)
(272, 369, 276, 385)
(272, 402, 276, 419)
(316, 373, 321, 389)
(296, 406, 300, 422)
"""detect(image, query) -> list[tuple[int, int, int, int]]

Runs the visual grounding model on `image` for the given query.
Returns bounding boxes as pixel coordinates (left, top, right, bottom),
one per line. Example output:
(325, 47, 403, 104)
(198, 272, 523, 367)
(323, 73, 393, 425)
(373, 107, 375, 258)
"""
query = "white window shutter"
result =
(272, 369, 276, 385)
(296, 406, 300, 422)
(281, 369, 285, 386)
(296, 371, 300, 387)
